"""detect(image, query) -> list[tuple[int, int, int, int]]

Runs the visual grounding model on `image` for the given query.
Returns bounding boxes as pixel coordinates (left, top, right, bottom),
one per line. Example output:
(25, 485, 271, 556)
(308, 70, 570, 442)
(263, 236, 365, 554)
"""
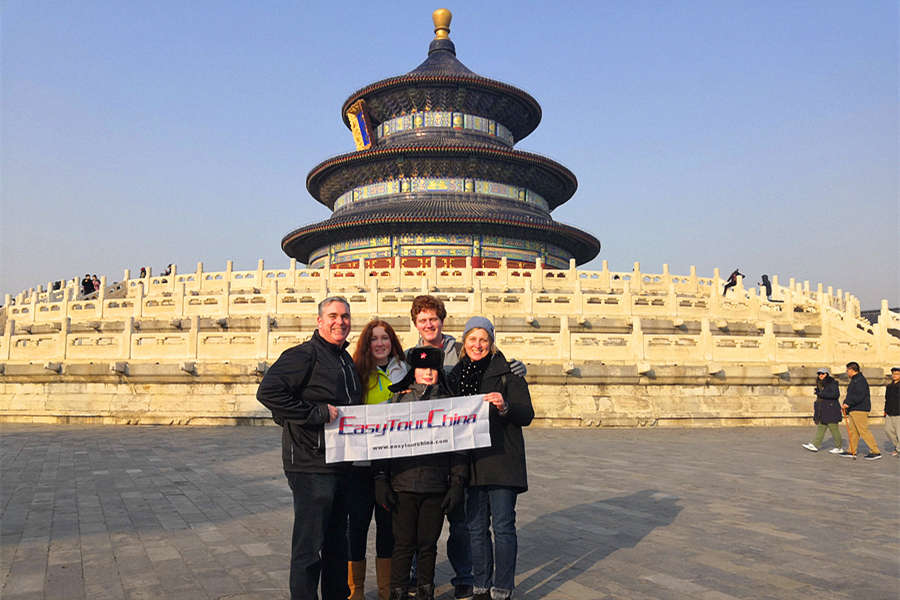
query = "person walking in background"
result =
(448, 317, 534, 600)
(839, 362, 882, 460)
(802, 368, 843, 454)
(80, 274, 93, 297)
(256, 296, 362, 600)
(722, 268, 744, 296)
(883, 366, 900, 456)
(139, 267, 147, 278)
(91, 275, 101, 292)
(376, 346, 468, 600)
(347, 320, 409, 600)
(758, 274, 781, 302)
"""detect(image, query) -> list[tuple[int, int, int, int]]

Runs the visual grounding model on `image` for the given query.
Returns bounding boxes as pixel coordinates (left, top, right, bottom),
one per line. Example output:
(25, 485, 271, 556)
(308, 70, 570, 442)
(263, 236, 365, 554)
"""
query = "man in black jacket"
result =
(839, 361, 882, 460)
(884, 366, 899, 456)
(257, 296, 363, 599)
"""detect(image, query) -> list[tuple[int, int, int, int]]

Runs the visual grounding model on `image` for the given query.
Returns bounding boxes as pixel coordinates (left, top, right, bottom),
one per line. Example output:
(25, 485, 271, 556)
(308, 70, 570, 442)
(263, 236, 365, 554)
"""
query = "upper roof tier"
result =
(340, 10, 542, 144)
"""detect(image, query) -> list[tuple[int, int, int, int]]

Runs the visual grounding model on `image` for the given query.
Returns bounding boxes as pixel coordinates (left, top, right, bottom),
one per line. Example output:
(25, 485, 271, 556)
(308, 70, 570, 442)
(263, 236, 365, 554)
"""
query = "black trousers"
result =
(285, 471, 351, 600)
(347, 466, 394, 560)
(390, 492, 445, 588)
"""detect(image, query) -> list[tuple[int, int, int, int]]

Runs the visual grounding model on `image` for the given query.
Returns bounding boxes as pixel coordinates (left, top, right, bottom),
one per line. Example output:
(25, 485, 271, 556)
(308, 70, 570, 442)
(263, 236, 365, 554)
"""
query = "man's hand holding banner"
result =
(324, 395, 491, 463)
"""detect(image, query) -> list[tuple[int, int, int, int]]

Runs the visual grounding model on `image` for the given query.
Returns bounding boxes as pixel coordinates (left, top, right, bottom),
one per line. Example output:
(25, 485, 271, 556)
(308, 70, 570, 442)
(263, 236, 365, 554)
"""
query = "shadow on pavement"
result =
(512, 489, 682, 598)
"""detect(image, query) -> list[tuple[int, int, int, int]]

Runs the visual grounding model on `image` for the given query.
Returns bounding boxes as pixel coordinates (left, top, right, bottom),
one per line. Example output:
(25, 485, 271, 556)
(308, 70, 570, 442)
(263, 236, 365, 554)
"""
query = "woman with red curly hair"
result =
(346, 320, 408, 600)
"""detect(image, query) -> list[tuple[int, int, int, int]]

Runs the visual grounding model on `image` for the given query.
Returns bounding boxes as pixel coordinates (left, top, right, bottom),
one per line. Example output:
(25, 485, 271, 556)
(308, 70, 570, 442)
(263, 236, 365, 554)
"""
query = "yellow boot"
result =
(348, 559, 366, 600)
(376, 557, 392, 600)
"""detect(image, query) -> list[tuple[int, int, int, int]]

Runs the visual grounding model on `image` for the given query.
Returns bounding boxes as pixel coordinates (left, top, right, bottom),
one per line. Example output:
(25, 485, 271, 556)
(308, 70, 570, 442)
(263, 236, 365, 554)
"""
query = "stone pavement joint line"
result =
(1, 425, 897, 599)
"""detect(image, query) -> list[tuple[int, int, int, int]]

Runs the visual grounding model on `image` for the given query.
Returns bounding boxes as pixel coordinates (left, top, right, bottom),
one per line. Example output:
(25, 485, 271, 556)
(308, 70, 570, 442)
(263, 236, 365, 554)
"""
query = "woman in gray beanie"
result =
(447, 316, 534, 600)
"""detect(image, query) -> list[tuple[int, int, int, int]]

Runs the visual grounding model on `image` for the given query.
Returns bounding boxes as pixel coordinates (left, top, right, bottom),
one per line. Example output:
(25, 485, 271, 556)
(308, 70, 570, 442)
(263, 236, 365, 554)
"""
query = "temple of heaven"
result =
(281, 9, 601, 269)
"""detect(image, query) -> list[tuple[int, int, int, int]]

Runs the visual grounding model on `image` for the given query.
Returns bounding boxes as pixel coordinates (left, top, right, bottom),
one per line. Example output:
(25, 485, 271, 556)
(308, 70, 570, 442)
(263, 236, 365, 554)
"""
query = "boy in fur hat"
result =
(374, 346, 468, 600)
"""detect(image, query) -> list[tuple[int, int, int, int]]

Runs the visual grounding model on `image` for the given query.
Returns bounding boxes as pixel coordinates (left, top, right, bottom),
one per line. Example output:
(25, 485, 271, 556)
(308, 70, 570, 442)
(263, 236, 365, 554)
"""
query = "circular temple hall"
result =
(281, 9, 601, 270)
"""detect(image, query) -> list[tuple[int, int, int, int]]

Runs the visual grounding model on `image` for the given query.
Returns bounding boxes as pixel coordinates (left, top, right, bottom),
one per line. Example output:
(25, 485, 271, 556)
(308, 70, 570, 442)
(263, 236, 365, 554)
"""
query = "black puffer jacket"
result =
(379, 382, 468, 494)
(257, 330, 362, 473)
(448, 350, 534, 493)
(813, 375, 842, 424)
(844, 372, 871, 413)
(885, 380, 899, 416)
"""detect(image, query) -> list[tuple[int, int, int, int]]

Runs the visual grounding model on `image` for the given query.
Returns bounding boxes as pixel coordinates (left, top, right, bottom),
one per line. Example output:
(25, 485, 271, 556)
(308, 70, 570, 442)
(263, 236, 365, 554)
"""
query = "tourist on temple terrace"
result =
(375, 346, 468, 600)
(802, 368, 844, 453)
(883, 367, 900, 456)
(448, 317, 534, 600)
(347, 320, 409, 600)
(256, 296, 362, 600)
(839, 361, 882, 460)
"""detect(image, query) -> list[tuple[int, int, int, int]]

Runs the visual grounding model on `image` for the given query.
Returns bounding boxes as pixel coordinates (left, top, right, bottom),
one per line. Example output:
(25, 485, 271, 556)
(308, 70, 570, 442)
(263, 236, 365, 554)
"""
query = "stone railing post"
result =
(189, 315, 200, 359)
(256, 259, 265, 290)
(429, 257, 438, 291)
(534, 258, 544, 291)
(225, 260, 233, 290)
(622, 279, 633, 315)
(710, 268, 721, 312)
(559, 315, 572, 362)
(699, 318, 713, 361)
(58, 317, 70, 361)
(568, 257, 577, 280)
(223, 281, 231, 317)
(133, 281, 144, 319)
(257, 315, 270, 359)
(121, 317, 134, 359)
(661, 263, 671, 287)
(2, 318, 13, 360)
(268, 280, 278, 313)
(600, 259, 610, 289)
(465, 256, 473, 290)
(689, 265, 697, 293)
(472, 278, 483, 314)
(631, 316, 645, 361)
(97, 275, 108, 318)
(175, 283, 186, 317)
(289, 258, 297, 288)
(632, 261, 642, 292)
(500, 257, 509, 289)
(194, 262, 203, 293)
(763, 321, 776, 362)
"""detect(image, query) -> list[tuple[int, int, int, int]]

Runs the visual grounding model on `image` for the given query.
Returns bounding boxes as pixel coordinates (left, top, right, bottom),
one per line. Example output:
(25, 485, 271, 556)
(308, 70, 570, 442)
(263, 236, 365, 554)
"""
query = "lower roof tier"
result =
(281, 199, 600, 266)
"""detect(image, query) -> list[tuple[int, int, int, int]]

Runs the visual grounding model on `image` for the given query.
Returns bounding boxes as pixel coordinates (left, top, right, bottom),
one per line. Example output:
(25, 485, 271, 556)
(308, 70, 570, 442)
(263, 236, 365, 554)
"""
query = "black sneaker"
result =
(454, 585, 474, 600)
(864, 453, 883, 460)
(838, 451, 856, 458)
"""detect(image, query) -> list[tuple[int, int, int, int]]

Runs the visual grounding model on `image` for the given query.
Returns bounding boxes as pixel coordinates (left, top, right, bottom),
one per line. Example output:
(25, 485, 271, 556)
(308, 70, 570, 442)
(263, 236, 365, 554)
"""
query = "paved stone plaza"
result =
(1, 424, 897, 600)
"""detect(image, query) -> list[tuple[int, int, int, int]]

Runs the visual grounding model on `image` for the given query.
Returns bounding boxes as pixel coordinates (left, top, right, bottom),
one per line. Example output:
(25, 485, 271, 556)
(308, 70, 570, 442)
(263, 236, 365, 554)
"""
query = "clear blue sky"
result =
(2, 1, 897, 308)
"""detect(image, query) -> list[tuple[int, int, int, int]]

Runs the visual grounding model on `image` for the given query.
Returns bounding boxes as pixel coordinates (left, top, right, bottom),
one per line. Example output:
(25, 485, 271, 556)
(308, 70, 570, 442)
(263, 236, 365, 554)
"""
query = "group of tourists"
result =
(257, 294, 533, 600)
(802, 362, 899, 460)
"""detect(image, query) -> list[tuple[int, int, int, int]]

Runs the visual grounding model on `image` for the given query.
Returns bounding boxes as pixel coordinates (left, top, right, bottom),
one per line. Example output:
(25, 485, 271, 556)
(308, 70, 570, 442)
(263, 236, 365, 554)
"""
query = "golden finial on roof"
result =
(432, 8, 452, 40)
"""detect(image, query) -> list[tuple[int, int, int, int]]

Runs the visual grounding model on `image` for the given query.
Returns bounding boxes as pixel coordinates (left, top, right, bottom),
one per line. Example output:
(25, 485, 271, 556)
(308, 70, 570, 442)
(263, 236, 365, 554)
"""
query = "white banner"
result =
(324, 395, 491, 464)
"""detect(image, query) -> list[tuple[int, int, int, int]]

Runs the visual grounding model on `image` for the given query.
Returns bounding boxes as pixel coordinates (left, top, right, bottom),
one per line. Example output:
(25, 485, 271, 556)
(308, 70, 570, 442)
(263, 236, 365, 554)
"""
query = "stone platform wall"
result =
(2, 259, 896, 427)
(0, 362, 889, 428)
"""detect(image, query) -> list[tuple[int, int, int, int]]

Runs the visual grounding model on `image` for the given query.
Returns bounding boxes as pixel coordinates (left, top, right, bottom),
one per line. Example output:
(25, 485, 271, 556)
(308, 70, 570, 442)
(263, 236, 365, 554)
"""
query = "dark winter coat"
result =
(813, 375, 842, 424)
(256, 330, 362, 473)
(844, 372, 871, 413)
(379, 382, 468, 494)
(448, 350, 534, 493)
(885, 380, 900, 416)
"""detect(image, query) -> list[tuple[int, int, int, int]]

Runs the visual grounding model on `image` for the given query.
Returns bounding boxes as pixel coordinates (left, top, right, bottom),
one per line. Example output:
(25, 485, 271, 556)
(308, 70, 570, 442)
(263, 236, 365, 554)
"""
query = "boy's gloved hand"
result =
(374, 478, 397, 512)
(508, 359, 527, 377)
(441, 483, 464, 514)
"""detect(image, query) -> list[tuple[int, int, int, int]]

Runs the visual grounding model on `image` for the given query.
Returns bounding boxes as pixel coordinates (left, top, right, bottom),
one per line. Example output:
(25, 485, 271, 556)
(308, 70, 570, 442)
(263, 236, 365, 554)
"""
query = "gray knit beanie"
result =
(462, 316, 494, 341)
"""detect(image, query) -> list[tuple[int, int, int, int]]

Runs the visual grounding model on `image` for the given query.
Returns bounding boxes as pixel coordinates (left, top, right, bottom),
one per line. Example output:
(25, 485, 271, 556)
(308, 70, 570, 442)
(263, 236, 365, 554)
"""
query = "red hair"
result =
(352, 320, 405, 392)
